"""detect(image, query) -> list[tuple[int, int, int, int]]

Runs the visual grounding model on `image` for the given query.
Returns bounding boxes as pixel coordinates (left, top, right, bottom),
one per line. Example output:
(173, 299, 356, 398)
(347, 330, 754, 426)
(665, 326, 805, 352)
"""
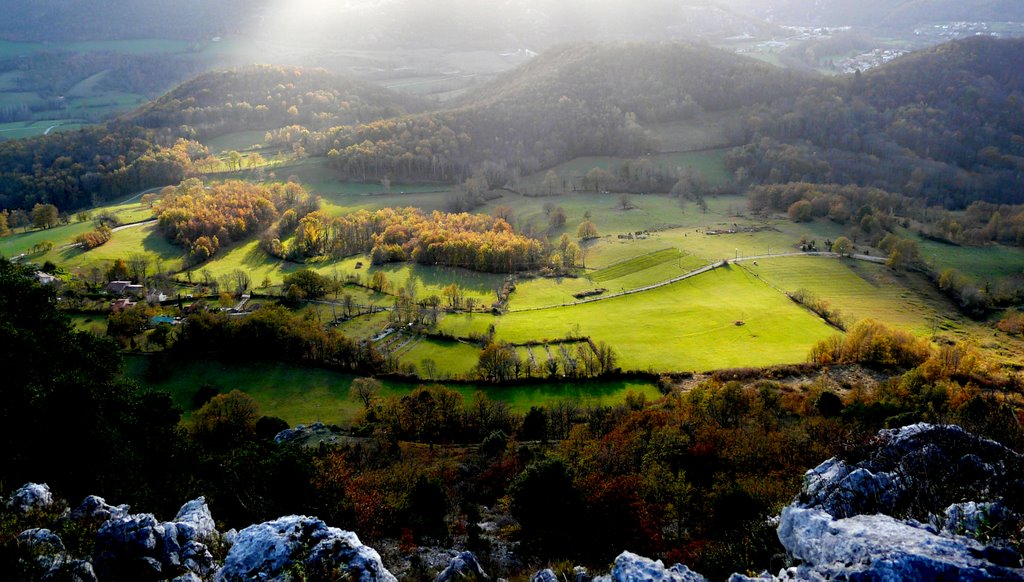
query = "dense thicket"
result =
(749, 182, 1024, 247)
(173, 305, 382, 373)
(732, 37, 1024, 208)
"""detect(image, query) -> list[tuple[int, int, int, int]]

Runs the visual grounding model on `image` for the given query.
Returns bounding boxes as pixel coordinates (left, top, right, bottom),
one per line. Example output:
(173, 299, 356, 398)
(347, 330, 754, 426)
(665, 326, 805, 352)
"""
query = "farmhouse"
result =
(34, 271, 57, 285)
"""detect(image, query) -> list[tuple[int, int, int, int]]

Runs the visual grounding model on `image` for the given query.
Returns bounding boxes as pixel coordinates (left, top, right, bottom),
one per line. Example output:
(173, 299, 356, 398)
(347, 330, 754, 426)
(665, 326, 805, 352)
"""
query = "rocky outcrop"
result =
(4, 485, 399, 582)
(592, 552, 708, 582)
(7, 482, 56, 514)
(274, 421, 328, 444)
(93, 498, 219, 581)
(776, 507, 1023, 580)
(797, 423, 1024, 523)
(216, 515, 397, 581)
(770, 423, 1024, 581)
(435, 551, 488, 581)
(71, 495, 130, 523)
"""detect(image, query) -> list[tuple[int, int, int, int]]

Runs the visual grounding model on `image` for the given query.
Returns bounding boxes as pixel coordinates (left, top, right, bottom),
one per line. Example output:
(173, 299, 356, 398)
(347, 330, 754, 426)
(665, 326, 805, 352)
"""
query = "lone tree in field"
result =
(350, 377, 382, 409)
(832, 236, 852, 256)
(191, 389, 259, 447)
(577, 220, 599, 241)
(477, 342, 520, 382)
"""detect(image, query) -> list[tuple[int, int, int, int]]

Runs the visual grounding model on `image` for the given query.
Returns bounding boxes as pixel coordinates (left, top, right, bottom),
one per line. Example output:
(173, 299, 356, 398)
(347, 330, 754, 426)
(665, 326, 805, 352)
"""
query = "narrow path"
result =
(508, 252, 886, 313)
(111, 219, 157, 232)
(44, 124, 59, 135)
(120, 186, 165, 204)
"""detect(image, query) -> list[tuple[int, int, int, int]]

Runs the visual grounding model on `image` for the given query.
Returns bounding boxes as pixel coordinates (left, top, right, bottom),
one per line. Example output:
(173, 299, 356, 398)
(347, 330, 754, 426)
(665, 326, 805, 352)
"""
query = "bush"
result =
(810, 319, 930, 368)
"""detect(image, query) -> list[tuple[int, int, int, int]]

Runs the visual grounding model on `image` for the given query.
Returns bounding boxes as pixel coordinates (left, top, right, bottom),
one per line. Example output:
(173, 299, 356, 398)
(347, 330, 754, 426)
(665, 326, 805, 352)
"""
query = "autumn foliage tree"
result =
(190, 389, 259, 447)
(155, 178, 312, 264)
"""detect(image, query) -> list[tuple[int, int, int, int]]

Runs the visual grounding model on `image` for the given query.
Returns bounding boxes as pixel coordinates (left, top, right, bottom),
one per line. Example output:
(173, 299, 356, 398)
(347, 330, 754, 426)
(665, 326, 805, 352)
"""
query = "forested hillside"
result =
(130, 65, 418, 138)
(0, 66, 414, 213)
(730, 36, 1024, 207)
(306, 43, 808, 182)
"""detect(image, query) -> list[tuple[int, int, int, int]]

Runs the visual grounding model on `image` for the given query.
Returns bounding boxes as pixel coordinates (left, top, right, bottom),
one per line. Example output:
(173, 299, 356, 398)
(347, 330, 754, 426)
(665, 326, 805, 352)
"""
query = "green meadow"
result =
(441, 266, 837, 372)
(123, 356, 661, 426)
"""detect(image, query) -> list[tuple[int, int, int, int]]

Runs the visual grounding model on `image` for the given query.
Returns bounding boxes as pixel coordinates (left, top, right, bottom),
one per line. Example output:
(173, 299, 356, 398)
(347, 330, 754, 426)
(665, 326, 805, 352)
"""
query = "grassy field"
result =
(58, 223, 185, 273)
(590, 248, 685, 282)
(202, 130, 271, 154)
(913, 237, 1024, 282)
(70, 313, 108, 335)
(123, 356, 661, 426)
(742, 256, 946, 334)
(441, 266, 837, 372)
(516, 149, 733, 192)
(397, 338, 482, 379)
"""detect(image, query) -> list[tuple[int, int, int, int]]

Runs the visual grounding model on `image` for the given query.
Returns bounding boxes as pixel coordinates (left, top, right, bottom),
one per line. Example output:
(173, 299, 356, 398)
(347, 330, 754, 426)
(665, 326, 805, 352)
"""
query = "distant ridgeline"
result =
(1, 38, 1023, 234)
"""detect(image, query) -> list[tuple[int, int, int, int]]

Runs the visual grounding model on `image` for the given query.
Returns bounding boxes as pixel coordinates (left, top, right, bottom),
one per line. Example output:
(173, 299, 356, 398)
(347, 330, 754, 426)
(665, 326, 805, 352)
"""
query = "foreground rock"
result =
(547, 424, 1024, 582)
(594, 551, 707, 582)
(771, 423, 1024, 580)
(94, 497, 219, 580)
(216, 515, 397, 581)
(7, 482, 56, 514)
(435, 551, 488, 581)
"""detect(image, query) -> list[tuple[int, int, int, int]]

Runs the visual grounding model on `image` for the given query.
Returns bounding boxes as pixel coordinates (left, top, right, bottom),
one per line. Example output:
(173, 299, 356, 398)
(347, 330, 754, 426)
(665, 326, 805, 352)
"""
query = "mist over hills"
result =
(9, 0, 1023, 48)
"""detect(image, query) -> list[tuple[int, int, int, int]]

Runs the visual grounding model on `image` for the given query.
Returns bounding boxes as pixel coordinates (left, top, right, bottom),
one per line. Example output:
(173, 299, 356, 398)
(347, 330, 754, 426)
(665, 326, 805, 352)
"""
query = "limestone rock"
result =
(778, 506, 1024, 580)
(41, 559, 98, 582)
(532, 569, 558, 582)
(274, 421, 328, 444)
(435, 551, 488, 581)
(778, 423, 1024, 581)
(216, 515, 396, 581)
(174, 497, 217, 543)
(592, 551, 707, 582)
(7, 482, 55, 514)
(18, 528, 66, 571)
(71, 495, 129, 523)
(94, 498, 219, 580)
(798, 423, 1024, 521)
